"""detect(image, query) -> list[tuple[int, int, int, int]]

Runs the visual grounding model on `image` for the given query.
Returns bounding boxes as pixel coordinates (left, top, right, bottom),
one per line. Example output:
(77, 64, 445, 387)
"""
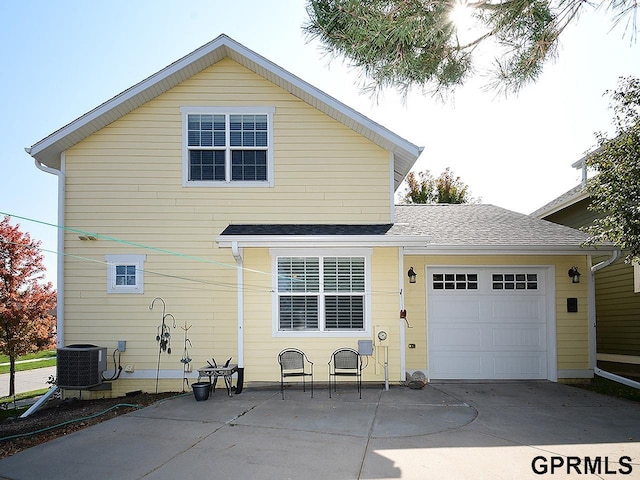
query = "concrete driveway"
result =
(0, 381, 638, 479)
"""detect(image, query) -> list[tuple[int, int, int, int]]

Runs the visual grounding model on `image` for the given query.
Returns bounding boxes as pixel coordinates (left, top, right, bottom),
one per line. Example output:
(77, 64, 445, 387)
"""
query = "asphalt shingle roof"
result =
(220, 224, 393, 236)
(220, 204, 596, 249)
(391, 204, 590, 247)
(529, 184, 587, 218)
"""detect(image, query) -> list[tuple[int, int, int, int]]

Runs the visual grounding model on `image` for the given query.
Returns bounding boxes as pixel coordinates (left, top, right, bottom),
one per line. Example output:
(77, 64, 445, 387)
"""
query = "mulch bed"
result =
(0, 391, 178, 459)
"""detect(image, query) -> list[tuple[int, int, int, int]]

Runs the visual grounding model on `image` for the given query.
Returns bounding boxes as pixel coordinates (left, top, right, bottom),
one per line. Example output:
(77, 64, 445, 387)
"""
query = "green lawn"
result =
(0, 388, 51, 420)
(0, 350, 56, 375)
(587, 375, 640, 403)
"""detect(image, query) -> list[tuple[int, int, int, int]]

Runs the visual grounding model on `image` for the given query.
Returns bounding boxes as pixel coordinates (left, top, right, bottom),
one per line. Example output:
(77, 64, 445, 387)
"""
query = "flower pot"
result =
(192, 382, 210, 401)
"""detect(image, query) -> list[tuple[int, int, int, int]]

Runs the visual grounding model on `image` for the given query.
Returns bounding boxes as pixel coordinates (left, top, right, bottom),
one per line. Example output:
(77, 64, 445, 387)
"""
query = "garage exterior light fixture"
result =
(568, 267, 581, 283)
(407, 267, 417, 284)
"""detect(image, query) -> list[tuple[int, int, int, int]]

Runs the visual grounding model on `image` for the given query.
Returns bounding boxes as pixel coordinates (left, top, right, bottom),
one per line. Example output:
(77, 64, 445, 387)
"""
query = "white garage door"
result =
(427, 267, 549, 380)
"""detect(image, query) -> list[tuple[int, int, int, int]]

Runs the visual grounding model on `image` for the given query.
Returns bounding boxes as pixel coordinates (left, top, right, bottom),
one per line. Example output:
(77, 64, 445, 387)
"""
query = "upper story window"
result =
(105, 254, 146, 294)
(181, 106, 275, 187)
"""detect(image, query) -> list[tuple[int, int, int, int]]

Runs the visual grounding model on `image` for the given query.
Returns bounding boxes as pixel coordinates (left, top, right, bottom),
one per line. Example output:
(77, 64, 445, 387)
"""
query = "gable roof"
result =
(26, 34, 422, 190)
(530, 184, 589, 219)
(218, 204, 612, 253)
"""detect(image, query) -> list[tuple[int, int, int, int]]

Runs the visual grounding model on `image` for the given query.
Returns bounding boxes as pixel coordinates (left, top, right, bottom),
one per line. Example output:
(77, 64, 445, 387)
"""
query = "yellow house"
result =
(26, 35, 617, 397)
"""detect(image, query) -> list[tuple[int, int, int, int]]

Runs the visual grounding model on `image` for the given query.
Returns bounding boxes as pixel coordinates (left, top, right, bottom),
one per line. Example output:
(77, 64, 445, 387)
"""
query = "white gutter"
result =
(403, 245, 611, 255)
(31, 150, 65, 348)
(591, 249, 620, 273)
(588, 249, 639, 389)
(594, 367, 640, 390)
(231, 241, 244, 369)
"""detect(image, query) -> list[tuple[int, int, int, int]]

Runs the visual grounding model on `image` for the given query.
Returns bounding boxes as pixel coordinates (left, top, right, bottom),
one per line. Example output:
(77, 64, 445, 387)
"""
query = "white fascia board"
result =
(29, 36, 231, 166)
(532, 190, 590, 219)
(216, 235, 431, 249)
(402, 245, 617, 256)
(233, 40, 422, 162)
(28, 34, 422, 172)
(572, 145, 603, 169)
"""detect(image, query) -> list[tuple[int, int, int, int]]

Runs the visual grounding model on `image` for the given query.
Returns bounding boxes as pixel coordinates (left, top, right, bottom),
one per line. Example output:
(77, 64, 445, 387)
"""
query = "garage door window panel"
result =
(492, 273, 538, 291)
(432, 273, 478, 290)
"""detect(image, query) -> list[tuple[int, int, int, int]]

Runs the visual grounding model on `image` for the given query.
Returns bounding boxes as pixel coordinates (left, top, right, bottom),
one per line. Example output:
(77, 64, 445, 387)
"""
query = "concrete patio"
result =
(0, 381, 638, 479)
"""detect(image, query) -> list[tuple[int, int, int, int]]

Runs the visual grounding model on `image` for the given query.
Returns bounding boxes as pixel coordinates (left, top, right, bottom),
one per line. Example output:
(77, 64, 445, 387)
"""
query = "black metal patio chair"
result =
(328, 347, 363, 399)
(278, 348, 314, 399)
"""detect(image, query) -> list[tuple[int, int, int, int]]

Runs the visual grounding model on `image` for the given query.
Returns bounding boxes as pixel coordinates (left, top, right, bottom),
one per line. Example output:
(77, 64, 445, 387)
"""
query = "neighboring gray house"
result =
(532, 159, 640, 381)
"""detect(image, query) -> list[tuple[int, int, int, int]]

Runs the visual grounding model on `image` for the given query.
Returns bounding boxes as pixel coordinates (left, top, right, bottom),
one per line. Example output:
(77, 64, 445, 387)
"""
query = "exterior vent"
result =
(57, 344, 107, 389)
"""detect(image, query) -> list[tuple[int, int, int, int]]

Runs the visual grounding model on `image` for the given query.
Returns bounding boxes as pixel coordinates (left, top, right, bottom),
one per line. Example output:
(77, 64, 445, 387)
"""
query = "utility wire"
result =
(1, 212, 403, 296)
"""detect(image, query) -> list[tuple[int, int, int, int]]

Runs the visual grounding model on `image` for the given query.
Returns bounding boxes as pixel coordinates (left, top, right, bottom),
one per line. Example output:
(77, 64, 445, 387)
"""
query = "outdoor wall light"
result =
(568, 267, 581, 284)
(407, 267, 417, 284)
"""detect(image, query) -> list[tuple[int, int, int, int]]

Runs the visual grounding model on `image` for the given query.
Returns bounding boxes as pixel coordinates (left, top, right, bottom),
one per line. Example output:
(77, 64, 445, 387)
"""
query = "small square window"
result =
(106, 254, 146, 294)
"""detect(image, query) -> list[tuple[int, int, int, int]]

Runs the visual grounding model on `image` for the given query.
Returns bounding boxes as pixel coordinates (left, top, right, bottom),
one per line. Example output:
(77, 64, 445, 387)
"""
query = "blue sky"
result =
(1, 0, 638, 285)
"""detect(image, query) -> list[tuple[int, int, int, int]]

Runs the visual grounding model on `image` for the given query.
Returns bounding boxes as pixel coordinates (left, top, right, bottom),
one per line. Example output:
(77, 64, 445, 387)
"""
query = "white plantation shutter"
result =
(277, 256, 366, 332)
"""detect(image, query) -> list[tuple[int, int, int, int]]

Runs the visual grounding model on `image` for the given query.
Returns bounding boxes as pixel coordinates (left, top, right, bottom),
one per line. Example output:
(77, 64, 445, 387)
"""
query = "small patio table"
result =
(197, 364, 238, 397)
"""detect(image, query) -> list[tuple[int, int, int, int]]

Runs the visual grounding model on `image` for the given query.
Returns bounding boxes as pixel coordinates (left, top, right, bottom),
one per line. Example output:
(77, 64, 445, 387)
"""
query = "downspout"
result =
(589, 250, 640, 389)
(398, 247, 406, 381)
(31, 151, 65, 349)
(231, 241, 245, 393)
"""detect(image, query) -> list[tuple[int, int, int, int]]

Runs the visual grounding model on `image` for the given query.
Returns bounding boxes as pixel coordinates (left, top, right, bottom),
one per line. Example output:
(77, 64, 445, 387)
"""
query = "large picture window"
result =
(275, 254, 368, 334)
(181, 107, 274, 187)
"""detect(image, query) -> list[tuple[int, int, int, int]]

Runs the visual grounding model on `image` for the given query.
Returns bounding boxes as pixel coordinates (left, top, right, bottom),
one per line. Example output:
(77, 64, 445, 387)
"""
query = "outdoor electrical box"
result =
(358, 340, 373, 356)
(374, 326, 389, 347)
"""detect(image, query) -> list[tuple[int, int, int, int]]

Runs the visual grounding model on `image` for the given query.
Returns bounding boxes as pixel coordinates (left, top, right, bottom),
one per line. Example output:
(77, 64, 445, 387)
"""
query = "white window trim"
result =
(634, 260, 640, 294)
(181, 106, 275, 188)
(106, 254, 146, 294)
(270, 248, 372, 338)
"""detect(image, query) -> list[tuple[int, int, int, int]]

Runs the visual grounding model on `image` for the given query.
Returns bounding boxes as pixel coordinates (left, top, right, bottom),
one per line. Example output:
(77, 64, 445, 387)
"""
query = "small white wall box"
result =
(358, 340, 373, 356)
(374, 326, 390, 346)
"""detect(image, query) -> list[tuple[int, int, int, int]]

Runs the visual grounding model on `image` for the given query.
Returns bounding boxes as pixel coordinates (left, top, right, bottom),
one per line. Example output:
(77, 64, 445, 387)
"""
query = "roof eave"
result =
(402, 244, 618, 255)
(216, 234, 431, 248)
(532, 189, 590, 219)
(27, 34, 422, 180)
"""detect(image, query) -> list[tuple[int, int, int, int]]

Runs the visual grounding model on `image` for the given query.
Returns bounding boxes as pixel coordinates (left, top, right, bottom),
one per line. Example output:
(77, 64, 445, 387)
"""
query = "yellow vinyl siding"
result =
(241, 247, 401, 384)
(61, 57, 393, 395)
(65, 58, 391, 223)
